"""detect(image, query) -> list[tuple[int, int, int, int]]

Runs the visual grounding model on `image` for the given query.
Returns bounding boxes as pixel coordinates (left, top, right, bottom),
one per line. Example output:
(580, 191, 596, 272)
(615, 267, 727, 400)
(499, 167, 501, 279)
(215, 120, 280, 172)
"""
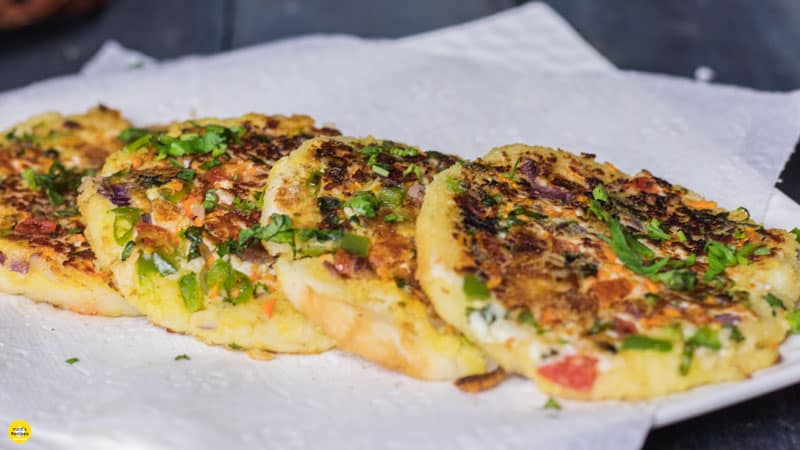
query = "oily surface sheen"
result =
(262, 136, 489, 380)
(417, 144, 800, 399)
(79, 114, 338, 352)
(0, 106, 138, 316)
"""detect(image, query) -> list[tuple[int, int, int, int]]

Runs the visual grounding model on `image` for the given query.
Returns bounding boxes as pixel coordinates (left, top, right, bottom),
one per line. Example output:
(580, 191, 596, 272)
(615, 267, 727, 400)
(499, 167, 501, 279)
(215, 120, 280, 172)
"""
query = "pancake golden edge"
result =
(262, 136, 489, 380)
(417, 144, 800, 400)
(78, 114, 335, 352)
(0, 106, 139, 316)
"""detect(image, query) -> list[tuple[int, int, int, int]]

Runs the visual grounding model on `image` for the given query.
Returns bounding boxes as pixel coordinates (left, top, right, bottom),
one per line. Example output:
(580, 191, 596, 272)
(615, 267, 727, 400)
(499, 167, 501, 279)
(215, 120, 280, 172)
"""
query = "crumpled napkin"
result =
(1, 3, 799, 450)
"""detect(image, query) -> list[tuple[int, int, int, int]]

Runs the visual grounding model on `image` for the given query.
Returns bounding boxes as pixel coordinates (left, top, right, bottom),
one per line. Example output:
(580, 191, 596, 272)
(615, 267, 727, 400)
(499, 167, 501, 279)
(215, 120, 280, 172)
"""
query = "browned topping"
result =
(455, 367, 508, 393)
(14, 218, 57, 235)
(452, 148, 781, 340)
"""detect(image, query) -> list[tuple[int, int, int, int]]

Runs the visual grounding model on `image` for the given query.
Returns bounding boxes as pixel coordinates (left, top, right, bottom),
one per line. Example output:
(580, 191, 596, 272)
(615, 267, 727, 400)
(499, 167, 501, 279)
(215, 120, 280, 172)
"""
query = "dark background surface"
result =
(2, 1, 799, 449)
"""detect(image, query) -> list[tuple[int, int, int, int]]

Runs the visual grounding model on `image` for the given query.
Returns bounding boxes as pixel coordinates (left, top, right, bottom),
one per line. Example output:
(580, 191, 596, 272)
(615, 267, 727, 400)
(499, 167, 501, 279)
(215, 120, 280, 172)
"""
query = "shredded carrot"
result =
(262, 298, 277, 318)
(663, 307, 681, 319)
(249, 266, 260, 282)
(182, 195, 200, 217)
(600, 244, 617, 263)
(131, 155, 142, 169)
(208, 285, 219, 299)
(193, 217, 203, 227)
(644, 279, 660, 294)
(685, 199, 717, 210)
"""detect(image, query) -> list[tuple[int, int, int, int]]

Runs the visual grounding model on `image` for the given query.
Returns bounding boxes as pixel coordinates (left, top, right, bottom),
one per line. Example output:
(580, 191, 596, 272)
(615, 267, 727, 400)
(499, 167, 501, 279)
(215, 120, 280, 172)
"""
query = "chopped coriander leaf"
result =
(183, 226, 204, 260)
(644, 293, 659, 306)
(67, 227, 83, 234)
(345, 192, 378, 218)
(118, 128, 150, 142)
(592, 184, 608, 202)
(199, 158, 222, 170)
(120, 241, 136, 261)
(645, 218, 670, 241)
(383, 213, 406, 223)
(217, 239, 245, 257)
(786, 310, 800, 334)
(22, 162, 89, 206)
(176, 168, 196, 181)
(676, 230, 687, 243)
(232, 196, 258, 214)
(228, 343, 243, 350)
(251, 214, 294, 243)
(175, 354, 191, 361)
(371, 164, 390, 177)
(65, 357, 79, 364)
(317, 196, 341, 214)
(446, 176, 466, 194)
(203, 190, 218, 211)
(650, 268, 696, 291)
(723, 324, 746, 342)
(764, 293, 786, 313)
(517, 309, 545, 334)
(687, 325, 721, 350)
(543, 396, 562, 410)
(791, 228, 800, 244)
(462, 274, 490, 300)
(341, 233, 370, 257)
(620, 335, 673, 352)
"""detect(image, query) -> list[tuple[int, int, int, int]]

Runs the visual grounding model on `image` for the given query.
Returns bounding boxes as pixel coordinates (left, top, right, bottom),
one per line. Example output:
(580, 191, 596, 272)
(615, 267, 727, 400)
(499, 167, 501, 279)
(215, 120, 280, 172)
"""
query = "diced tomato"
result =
(537, 355, 598, 391)
(14, 218, 57, 235)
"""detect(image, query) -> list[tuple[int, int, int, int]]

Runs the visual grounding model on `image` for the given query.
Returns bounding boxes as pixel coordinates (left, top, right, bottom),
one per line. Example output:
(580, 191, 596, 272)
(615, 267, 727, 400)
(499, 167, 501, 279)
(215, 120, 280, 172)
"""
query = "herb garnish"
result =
(543, 396, 562, 410)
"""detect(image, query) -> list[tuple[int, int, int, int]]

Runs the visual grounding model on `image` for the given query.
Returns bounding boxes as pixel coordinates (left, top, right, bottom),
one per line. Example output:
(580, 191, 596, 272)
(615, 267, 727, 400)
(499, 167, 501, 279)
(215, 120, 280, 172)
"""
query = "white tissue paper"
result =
(1, 3, 799, 450)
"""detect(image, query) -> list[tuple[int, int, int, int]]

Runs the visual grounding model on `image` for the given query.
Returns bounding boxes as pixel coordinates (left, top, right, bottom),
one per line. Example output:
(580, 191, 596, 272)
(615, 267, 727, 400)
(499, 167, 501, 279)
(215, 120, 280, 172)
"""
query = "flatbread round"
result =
(262, 136, 489, 379)
(417, 144, 800, 399)
(0, 106, 138, 316)
(78, 114, 337, 352)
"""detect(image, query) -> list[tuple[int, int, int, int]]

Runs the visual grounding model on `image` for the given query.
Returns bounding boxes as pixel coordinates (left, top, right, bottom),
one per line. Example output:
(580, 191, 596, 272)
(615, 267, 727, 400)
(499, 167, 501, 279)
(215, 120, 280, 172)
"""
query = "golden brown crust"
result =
(0, 106, 138, 316)
(263, 136, 489, 379)
(418, 144, 800, 400)
(79, 114, 339, 351)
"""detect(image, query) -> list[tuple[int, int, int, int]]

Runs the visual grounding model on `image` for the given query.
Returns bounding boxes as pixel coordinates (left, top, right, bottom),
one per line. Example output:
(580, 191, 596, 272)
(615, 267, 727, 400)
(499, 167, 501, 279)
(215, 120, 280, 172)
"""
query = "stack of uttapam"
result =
(2, 106, 798, 400)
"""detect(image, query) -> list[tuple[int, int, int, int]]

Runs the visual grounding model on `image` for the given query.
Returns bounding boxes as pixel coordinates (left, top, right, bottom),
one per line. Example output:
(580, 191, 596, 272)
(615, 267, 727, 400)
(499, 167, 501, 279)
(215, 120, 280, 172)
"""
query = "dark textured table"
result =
(2, 1, 799, 449)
